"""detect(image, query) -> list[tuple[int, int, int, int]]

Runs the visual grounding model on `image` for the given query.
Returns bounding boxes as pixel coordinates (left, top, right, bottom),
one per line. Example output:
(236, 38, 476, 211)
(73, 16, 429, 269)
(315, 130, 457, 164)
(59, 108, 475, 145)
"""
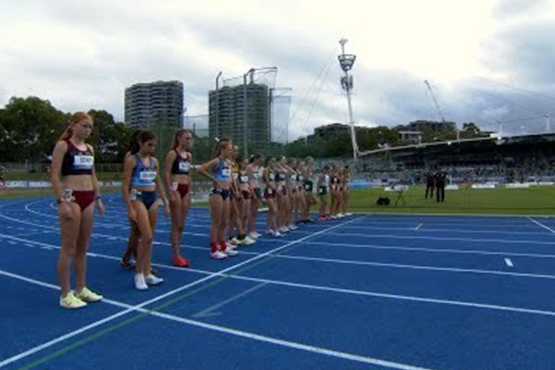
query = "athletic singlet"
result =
(61, 139, 94, 176)
(171, 149, 191, 175)
(238, 171, 249, 185)
(276, 172, 286, 182)
(213, 157, 231, 180)
(130, 155, 156, 187)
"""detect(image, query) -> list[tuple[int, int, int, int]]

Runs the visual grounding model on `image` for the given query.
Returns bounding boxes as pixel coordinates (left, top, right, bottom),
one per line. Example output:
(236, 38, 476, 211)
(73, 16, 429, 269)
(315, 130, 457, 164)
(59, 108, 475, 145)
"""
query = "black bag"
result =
(376, 196, 390, 206)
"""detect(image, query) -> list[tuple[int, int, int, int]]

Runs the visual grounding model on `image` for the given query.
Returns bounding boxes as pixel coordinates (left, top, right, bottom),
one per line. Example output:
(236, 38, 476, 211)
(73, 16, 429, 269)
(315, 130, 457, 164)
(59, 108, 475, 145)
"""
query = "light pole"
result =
(243, 68, 255, 158)
(338, 39, 358, 160)
(215, 71, 222, 139)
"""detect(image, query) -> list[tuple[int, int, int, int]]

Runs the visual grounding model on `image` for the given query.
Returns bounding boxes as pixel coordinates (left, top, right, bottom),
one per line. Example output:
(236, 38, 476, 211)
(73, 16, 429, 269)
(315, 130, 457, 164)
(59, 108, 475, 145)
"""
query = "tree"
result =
(87, 110, 134, 163)
(0, 96, 69, 162)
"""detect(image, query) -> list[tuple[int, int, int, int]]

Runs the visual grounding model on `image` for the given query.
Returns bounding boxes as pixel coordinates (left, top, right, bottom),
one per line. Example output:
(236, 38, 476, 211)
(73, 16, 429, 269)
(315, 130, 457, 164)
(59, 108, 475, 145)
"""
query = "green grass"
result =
(2, 184, 554, 216)
(347, 186, 555, 215)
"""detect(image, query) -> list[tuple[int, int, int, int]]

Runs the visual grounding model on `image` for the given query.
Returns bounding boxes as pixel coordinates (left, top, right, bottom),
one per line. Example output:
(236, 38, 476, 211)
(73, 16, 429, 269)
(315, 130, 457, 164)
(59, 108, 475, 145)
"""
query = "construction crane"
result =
(424, 80, 459, 140)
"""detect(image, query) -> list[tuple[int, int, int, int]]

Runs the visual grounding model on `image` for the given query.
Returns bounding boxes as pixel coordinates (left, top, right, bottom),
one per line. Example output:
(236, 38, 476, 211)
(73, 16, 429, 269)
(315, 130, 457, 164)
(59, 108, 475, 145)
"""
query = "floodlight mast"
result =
(338, 38, 358, 160)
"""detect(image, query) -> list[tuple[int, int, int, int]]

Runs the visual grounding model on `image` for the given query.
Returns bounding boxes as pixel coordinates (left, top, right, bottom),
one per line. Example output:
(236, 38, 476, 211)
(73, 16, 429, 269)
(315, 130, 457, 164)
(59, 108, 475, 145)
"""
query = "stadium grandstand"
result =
(357, 133, 555, 185)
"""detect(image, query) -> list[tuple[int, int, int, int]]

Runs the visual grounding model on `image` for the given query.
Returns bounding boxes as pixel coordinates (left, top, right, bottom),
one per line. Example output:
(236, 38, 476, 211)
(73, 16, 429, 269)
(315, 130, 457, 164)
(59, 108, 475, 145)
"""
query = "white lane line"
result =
(415, 223, 423, 230)
(0, 214, 363, 369)
(4, 230, 555, 282)
(0, 269, 437, 370)
(8, 231, 555, 319)
(527, 217, 555, 235)
(505, 258, 514, 268)
(192, 282, 268, 318)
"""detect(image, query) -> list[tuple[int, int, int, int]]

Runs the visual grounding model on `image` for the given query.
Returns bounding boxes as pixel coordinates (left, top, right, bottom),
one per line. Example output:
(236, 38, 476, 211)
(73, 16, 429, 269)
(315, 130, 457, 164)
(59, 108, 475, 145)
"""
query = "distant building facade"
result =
(208, 84, 270, 150)
(125, 81, 184, 128)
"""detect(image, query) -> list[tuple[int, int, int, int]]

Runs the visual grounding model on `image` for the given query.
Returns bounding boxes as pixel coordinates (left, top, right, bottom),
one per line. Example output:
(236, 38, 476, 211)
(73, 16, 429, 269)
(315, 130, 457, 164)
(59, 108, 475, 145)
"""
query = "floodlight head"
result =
(338, 54, 356, 72)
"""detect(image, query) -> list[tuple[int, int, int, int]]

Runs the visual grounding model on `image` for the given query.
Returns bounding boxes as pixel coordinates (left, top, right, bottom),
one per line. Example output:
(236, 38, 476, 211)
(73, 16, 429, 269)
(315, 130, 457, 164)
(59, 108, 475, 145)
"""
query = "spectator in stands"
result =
(435, 169, 446, 203)
(424, 171, 435, 199)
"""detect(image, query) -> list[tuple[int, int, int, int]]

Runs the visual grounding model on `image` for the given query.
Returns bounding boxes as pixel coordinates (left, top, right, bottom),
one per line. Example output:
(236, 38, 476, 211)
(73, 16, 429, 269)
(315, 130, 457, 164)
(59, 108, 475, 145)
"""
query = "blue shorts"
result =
(131, 190, 159, 210)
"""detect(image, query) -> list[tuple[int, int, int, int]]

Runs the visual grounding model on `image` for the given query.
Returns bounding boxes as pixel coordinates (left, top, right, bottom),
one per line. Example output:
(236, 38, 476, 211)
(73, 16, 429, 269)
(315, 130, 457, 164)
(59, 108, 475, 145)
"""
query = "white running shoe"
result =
(211, 251, 228, 260)
(134, 273, 148, 291)
(280, 226, 289, 233)
(225, 248, 239, 257)
(226, 242, 237, 250)
(145, 274, 164, 285)
(241, 236, 256, 246)
(274, 231, 283, 237)
(249, 232, 260, 239)
(253, 231, 261, 238)
(345, 213, 353, 216)
(288, 224, 298, 230)
(230, 237, 240, 245)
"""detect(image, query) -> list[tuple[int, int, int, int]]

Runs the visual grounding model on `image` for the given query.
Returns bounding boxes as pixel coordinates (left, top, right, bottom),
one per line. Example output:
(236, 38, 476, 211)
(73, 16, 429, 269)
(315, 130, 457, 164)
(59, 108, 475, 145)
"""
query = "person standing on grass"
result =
(123, 131, 169, 290)
(197, 138, 239, 259)
(164, 129, 193, 268)
(247, 154, 263, 240)
(424, 170, 435, 199)
(435, 169, 446, 203)
(51, 112, 105, 309)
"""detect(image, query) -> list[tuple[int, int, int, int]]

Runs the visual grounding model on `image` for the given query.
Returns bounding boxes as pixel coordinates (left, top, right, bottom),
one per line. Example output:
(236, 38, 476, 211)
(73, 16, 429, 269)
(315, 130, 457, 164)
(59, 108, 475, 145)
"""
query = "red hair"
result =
(59, 112, 93, 141)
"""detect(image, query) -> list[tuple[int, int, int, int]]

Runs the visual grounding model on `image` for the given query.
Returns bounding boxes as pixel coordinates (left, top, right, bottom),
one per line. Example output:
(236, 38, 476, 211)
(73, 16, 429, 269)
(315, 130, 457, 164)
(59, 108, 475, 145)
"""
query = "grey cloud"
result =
(493, 0, 551, 18)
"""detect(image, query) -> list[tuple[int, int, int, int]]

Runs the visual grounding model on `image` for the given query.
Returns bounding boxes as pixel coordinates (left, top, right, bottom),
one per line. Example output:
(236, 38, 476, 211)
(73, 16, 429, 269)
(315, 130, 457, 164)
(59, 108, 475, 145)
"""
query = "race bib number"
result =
(253, 172, 260, 180)
(140, 171, 156, 181)
(269, 173, 275, 181)
(222, 168, 231, 177)
(73, 155, 94, 169)
(178, 162, 190, 172)
(268, 189, 273, 195)
(240, 176, 248, 183)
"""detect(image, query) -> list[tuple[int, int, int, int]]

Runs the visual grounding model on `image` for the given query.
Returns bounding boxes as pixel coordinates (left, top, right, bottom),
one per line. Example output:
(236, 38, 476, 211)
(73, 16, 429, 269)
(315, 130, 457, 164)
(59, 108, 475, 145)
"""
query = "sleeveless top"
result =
(130, 155, 156, 187)
(213, 157, 231, 181)
(61, 139, 94, 176)
(171, 149, 191, 175)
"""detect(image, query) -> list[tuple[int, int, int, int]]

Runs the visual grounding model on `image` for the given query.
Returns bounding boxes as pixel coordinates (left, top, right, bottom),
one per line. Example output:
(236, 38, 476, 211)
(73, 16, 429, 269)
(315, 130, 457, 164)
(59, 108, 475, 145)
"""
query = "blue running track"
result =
(1, 194, 555, 370)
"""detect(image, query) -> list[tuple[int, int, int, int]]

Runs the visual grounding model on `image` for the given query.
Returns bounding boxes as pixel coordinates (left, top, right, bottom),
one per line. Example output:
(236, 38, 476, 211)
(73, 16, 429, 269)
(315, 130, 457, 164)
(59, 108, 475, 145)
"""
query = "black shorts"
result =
(304, 180, 314, 192)
(318, 186, 328, 196)
(211, 188, 231, 201)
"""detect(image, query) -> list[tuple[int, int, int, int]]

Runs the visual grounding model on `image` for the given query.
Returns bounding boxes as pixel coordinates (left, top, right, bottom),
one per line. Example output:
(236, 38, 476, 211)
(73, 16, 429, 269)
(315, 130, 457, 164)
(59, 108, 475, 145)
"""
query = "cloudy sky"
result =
(1, 0, 555, 141)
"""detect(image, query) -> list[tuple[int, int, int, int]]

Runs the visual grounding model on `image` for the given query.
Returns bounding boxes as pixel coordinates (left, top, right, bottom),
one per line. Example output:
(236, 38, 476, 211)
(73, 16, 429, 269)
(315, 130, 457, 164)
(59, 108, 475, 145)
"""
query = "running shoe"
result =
(249, 231, 261, 239)
(76, 287, 103, 302)
(134, 273, 148, 291)
(173, 256, 190, 268)
(230, 237, 240, 245)
(225, 248, 239, 257)
(241, 236, 256, 246)
(120, 259, 135, 269)
(145, 274, 164, 285)
(211, 251, 228, 260)
(60, 291, 87, 309)
(288, 224, 298, 230)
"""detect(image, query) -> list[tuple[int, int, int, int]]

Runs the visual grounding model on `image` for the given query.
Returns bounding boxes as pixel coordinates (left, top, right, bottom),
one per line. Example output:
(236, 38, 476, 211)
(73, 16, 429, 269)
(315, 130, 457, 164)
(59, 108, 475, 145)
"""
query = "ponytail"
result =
(212, 138, 231, 158)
